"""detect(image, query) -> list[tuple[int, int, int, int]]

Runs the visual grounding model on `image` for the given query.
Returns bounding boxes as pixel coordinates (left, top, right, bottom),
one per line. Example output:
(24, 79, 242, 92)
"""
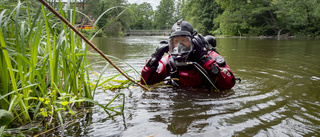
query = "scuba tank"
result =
(204, 35, 217, 52)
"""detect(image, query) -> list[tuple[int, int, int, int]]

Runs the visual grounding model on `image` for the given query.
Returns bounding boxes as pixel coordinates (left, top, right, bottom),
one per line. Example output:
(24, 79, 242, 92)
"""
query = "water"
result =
(66, 37, 320, 136)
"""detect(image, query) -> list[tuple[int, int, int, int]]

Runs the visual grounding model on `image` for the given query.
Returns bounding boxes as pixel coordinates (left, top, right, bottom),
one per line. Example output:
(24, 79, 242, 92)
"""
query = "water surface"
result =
(68, 36, 320, 136)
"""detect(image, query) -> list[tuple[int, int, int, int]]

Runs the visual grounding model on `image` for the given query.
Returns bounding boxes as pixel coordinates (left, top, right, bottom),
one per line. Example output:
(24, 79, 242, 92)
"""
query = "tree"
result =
(213, 0, 320, 37)
(81, 0, 131, 36)
(274, 0, 320, 37)
(182, 0, 223, 35)
(139, 2, 153, 29)
(174, 0, 185, 21)
(128, 2, 154, 30)
(154, 0, 175, 30)
(214, 0, 289, 37)
(82, 0, 100, 24)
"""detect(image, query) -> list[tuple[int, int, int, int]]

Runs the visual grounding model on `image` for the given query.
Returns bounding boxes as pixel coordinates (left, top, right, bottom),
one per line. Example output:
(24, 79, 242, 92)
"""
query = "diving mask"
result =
(169, 36, 193, 61)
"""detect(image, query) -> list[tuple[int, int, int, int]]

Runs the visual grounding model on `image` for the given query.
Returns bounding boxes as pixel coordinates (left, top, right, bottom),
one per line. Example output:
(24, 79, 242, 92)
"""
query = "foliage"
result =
(81, 0, 100, 24)
(80, 0, 130, 36)
(0, 1, 129, 134)
(70, 0, 320, 37)
(214, 0, 271, 36)
(213, 0, 320, 37)
(0, 0, 91, 126)
(128, 2, 153, 30)
(273, 0, 320, 37)
(0, 109, 13, 126)
(154, 0, 175, 30)
(174, 0, 185, 21)
(182, 0, 223, 35)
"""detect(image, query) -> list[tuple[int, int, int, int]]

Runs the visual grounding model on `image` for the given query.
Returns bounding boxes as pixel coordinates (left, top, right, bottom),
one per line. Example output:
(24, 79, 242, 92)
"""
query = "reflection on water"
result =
(64, 37, 320, 136)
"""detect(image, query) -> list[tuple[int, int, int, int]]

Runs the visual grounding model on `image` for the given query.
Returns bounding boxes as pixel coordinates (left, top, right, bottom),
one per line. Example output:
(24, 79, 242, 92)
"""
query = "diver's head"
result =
(169, 20, 196, 62)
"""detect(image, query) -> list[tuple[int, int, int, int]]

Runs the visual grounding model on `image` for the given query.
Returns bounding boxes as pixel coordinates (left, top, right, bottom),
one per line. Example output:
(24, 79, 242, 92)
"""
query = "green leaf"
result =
(0, 109, 14, 126)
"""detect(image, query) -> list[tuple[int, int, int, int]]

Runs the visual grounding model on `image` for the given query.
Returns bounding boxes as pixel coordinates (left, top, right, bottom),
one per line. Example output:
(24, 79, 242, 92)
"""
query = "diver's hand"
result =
(192, 34, 209, 63)
(146, 40, 169, 68)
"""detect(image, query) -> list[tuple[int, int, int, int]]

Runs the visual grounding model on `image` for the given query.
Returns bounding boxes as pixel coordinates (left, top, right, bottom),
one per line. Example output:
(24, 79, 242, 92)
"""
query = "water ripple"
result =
(68, 37, 320, 137)
(311, 76, 320, 81)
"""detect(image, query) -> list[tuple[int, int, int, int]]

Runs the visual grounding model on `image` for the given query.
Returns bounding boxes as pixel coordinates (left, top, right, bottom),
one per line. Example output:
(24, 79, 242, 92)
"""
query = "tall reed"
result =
(0, 0, 130, 134)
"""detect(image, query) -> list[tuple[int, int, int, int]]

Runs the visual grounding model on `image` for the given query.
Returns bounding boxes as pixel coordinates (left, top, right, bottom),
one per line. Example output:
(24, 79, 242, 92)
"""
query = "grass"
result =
(0, 0, 134, 135)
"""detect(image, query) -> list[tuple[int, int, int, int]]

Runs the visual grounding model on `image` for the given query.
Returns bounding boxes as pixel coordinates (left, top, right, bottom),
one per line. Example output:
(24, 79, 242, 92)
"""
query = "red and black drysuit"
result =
(140, 50, 236, 90)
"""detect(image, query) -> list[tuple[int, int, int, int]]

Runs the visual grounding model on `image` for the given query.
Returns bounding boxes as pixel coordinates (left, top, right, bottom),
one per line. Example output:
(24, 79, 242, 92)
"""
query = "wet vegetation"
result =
(0, 0, 134, 136)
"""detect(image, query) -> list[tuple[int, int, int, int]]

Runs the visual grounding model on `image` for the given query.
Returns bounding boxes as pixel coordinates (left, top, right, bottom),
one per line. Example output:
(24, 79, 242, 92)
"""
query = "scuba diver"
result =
(140, 20, 236, 90)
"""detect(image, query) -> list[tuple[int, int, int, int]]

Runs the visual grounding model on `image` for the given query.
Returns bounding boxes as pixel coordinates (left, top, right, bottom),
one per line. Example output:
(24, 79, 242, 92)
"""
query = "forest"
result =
(79, 0, 320, 37)
(1, 0, 319, 37)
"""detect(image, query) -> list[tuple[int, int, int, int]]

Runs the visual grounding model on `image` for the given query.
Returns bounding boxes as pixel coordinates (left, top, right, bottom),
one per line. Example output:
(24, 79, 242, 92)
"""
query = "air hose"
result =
(170, 61, 219, 91)
(191, 62, 219, 91)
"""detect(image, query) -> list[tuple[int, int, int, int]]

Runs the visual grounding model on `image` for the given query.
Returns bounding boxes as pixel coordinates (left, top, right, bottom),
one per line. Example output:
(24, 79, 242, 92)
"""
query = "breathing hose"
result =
(170, 61, 219, 91)
(191, 62, 219, 91)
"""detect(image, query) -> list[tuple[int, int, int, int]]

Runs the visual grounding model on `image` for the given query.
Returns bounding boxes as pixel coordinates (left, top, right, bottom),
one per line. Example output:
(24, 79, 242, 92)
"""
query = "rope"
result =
(38, 0, 149, 91)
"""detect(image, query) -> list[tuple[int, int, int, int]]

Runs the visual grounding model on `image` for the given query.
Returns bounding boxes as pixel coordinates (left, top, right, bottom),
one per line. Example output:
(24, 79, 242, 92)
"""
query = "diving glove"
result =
(146, 40, 169, 68)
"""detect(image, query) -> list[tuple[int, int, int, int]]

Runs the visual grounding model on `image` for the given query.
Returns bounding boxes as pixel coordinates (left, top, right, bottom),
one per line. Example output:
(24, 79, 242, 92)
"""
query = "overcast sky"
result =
(127, 0, 160, 10)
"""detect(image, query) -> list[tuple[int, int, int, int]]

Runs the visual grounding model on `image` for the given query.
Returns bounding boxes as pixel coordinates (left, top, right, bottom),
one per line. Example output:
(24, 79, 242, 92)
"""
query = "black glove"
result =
(192, 34, 209, 63)
(146, 40, 169, 68)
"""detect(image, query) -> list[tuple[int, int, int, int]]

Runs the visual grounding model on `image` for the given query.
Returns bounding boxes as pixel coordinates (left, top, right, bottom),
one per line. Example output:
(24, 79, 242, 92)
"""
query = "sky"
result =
(127, 0, 160, 10)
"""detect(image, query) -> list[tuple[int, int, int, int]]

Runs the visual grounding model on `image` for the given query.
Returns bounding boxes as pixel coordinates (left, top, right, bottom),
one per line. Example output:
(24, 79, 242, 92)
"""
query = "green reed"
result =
(0, 0, 131, 134)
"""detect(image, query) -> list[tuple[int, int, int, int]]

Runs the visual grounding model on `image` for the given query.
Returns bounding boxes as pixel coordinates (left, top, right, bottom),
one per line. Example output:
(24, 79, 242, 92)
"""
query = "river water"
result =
(67, 36, 320, 136)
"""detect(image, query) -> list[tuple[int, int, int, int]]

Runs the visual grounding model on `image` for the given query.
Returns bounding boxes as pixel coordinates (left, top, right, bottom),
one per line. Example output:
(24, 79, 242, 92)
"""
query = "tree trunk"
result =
(277, 28, 284, 40)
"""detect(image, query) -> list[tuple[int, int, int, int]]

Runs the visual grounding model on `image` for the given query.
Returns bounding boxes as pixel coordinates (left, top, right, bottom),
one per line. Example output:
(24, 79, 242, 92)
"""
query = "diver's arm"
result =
(202, 51, 236, 90)
(140, 56, 169, 85)
(140, 41, 169, 85)
(193, 34, 235, 89)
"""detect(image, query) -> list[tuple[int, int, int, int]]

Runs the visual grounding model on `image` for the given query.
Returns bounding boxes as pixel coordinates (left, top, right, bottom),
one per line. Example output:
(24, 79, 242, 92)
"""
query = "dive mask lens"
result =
(169, 36, 193, 56)
(171, 43, 190, 55)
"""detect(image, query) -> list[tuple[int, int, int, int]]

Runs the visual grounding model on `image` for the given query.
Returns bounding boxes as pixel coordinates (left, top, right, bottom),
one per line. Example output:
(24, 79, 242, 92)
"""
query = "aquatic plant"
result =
(0, 0, 131, 135)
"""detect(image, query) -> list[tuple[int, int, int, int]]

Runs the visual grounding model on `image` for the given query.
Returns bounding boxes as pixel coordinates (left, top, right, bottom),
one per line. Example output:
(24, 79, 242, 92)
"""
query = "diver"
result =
(140, 20, 236, 90)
